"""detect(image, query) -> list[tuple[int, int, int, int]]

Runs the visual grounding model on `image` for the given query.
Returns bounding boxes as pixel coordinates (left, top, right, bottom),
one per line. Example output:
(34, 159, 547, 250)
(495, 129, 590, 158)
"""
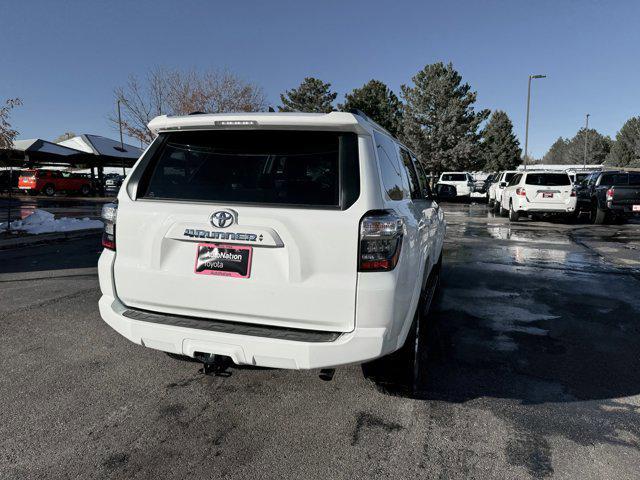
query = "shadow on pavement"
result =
(0, 234, 102, 274)
(363, 260, 640, 405)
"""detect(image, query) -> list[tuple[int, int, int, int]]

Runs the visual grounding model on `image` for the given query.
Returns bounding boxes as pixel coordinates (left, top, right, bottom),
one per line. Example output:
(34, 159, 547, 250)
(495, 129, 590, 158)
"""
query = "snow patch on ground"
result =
(0, 209, 103, 234)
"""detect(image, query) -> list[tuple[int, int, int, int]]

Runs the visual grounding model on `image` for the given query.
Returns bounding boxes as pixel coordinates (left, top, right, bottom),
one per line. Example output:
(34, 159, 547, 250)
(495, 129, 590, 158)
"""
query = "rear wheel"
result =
(488, 198, 495, 208)
(80, 184, 91, 196)
(592, 202, 607, 224)
(44, 184, 55, 197)
(499, 202, 508, 217)
(365, 255, 441, 396)
(509, 201, 520, 222)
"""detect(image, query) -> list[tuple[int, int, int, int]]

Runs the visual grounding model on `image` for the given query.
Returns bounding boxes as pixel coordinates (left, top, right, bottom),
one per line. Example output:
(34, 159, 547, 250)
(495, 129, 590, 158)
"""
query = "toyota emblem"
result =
(210, 210, 235, 228)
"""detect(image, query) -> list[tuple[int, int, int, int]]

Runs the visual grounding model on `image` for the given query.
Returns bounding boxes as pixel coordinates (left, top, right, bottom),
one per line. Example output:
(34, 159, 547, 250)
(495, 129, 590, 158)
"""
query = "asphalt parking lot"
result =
(0, 203, 639, 479)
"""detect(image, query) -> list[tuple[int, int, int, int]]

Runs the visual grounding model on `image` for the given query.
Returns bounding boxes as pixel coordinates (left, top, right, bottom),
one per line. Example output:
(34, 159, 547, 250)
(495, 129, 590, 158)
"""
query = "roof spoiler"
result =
(346, 109, 393, 137)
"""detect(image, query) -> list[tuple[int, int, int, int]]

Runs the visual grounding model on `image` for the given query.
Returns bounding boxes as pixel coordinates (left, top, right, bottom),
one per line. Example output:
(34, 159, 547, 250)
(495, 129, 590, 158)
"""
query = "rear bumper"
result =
(514, 198, 576, 213)
(99, 294, 386, 369)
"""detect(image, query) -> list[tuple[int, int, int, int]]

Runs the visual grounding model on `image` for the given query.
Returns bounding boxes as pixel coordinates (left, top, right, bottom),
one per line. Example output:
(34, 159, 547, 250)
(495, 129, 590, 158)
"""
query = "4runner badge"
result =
(183, 229, 260, 242)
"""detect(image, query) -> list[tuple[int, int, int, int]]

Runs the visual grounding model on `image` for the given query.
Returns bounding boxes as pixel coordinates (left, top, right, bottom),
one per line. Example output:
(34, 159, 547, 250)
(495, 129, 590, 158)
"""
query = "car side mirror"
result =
(499, 182, 507, 188)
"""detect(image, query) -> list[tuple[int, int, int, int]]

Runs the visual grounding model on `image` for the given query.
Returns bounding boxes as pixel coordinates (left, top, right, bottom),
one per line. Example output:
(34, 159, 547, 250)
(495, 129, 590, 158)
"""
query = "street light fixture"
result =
(583, 114, 590, 168)
(117, 100, 126, 176)
(523, 74, 547, 170)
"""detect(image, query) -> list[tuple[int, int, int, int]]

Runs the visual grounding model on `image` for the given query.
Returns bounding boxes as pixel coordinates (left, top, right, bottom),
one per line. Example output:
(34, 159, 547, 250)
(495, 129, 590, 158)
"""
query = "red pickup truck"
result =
(18, 169, 94, 196)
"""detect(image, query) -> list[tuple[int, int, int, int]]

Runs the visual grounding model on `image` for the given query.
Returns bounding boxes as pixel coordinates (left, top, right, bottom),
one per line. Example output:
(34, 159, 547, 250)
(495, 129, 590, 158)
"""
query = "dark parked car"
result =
(435, 183, 458, 199)
(104, 174, 125, 196)
(477, 173, 496, 196)
(576, 170, 640, 224)
(0, 170, 21, 191)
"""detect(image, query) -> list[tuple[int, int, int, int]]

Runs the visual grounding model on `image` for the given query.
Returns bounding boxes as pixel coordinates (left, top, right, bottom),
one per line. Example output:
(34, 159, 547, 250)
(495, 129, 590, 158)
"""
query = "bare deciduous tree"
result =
(111, 67, 267, 144)
(0, 98, 22, 149)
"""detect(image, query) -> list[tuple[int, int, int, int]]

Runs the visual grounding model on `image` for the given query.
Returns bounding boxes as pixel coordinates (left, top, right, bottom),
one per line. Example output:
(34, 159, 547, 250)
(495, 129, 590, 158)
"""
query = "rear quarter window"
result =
(504, 172, 517, 183)
(374, 131, 408, 201)
(507, 174, 522, 186)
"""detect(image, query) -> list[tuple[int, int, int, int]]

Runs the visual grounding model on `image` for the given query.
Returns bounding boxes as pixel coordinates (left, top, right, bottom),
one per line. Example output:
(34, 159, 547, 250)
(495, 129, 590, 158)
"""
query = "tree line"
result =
(110, 63, 521, 174)
(2, 64, 639, 171)
(541, 118, 640, 167)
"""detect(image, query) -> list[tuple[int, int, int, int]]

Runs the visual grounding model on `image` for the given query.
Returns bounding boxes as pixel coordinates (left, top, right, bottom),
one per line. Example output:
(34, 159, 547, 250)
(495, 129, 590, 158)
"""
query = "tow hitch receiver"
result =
(195, 353, 232, 376)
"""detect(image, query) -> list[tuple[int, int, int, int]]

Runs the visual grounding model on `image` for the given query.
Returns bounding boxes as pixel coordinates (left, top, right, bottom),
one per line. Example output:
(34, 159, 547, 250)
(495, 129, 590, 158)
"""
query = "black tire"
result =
(44, 184, 55, 197)
(80, 184, 91, 196)
(488, 198, 495, 208)
(592, 202, 607, 225)
(499, 203, 508, 217)
(508, 201, 520, 222)
(566, 211, 580, 223)
(366, 256, 441, 396)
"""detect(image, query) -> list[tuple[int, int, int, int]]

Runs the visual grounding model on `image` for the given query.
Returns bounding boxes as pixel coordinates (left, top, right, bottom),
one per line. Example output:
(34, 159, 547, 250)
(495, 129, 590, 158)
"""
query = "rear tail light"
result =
(359, 211, 404, 271)
(516, 187, 526, 197)
(101, 203, 118, 250)
(606, 188, 614, 201)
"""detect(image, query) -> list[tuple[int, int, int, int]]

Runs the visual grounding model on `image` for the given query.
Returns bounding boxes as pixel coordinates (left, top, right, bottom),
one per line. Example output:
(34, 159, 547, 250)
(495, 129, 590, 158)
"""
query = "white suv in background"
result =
(98, 111, 446, 378)
(500, 170, 577, 221)
(488, 170, 518, 211)
(436, 172, 474, 197)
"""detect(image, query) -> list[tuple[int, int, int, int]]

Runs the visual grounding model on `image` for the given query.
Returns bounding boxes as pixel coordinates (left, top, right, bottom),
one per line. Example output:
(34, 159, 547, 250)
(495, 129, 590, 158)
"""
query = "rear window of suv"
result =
(525, 173, 571, 186)
(441, 174, 467, 181)
(138, 130, 359, 208)
(600, 173, 640, 186)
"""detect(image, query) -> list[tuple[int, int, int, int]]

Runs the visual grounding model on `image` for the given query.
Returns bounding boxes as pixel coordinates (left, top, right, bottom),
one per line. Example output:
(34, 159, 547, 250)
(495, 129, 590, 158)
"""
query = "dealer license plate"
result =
(194, 243, 252, 278)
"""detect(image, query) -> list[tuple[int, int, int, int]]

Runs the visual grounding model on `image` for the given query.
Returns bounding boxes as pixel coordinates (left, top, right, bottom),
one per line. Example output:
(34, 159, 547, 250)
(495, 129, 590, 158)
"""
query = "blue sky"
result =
(2, 0, 639, 158)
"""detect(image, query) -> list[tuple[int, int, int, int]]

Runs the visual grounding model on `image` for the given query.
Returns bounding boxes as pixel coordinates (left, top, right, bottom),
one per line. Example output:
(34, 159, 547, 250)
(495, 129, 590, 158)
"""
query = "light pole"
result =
(583, 114, 590, 168)
(117, 100, 126, 176)
(523, 74, 547, 170)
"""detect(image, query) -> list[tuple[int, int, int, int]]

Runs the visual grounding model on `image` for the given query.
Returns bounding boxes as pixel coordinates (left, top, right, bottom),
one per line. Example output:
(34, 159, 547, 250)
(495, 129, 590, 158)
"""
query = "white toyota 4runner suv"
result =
(98, 111, 446, 374)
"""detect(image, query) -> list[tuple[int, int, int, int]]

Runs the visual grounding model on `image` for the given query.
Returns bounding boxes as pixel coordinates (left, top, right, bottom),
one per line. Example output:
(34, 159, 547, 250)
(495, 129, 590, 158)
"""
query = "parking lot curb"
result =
(0, 228, 102, 250)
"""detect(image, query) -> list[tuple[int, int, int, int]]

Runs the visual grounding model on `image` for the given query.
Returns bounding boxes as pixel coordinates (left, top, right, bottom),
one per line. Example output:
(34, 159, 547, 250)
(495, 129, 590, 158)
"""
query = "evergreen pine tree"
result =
(401, 62, 489, 172)
(480, 111, 522, 171)
(564, 128, 612, 165)
(279, 77, 337, 113)
(605, 117, 640, 167)
(542, 137, 569, 164)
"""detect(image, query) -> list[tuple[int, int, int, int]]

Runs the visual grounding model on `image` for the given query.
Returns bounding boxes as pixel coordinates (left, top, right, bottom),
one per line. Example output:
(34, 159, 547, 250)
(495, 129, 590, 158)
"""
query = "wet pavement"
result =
(0, 202, 639, 479)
